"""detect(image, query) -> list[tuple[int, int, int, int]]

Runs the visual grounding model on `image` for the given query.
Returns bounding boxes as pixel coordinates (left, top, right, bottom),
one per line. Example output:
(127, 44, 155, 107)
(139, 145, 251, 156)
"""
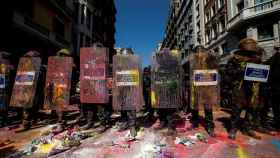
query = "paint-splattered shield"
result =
(10, 57, 41, 108)
(189, 48, 219, 110)
(0, 59, 13, 111)
(151, 49, 182, 109)
(112, 54, 144, 111)
(44, 57, 73, 111)
(80, 47, 109, 104)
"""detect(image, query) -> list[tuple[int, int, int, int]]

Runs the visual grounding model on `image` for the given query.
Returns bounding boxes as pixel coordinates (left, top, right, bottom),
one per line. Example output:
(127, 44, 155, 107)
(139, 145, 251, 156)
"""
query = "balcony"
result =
(49, 0, 74, 19)
(227, 0, 280, 30)
(13, 11, 70, 48)
(13, 11, 50, 40)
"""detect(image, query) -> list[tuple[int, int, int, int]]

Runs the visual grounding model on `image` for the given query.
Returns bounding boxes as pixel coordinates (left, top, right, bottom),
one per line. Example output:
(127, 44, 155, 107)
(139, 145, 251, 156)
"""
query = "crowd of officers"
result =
(0, 38, 280, 141)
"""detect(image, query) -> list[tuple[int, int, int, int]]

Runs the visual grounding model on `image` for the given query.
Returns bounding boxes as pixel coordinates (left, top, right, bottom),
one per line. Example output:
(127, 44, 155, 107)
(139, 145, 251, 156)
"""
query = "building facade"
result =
(226, 0, 280, 61)
(73, 0, 116, 56)
(162, 0, 206, 64)
(0, 0, 116, 64)
(0, 0, 74, 61)
(163, 0, 280, 64)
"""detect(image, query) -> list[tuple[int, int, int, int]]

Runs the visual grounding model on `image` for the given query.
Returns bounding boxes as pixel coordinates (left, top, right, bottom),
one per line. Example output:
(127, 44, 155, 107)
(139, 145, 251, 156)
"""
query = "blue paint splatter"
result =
(271, 139, 280, 151)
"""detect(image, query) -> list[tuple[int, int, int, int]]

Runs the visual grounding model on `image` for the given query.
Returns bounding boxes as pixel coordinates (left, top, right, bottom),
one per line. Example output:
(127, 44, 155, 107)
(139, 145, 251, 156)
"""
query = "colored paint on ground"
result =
(271, 139, 280, 151)
(237, 146, 247, 158)
(2, 111, 280, 158)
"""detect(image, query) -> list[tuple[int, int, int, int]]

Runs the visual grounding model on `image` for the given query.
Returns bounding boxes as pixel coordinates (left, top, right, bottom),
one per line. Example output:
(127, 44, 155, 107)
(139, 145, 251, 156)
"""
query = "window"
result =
(206, 30, 211, 43)
(211, 24, 218, 39)
(211, 5, 216, 16)
(18, 0, 34, 17)
(86, 10, 91, 29)
(255, 0, 270, 5)
(255, 0, 271, 11)
(221, 43, 228, 54)
(81, 5, 85, 24)
(219, 16, 226, 32)
(86, 36, 91, 46)
(218, 0, 225, 8)
(53, 16, 65, 37)
(258, 24, 274, 40)
(236, 1, 244, 13)
(205, 12, 210, 23)
(80, 33, 84, 47)
(75, 4, 79, 23)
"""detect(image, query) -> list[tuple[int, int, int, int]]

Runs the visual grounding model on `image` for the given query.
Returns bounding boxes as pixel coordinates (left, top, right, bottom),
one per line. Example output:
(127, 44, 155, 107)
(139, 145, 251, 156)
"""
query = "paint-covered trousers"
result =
(120, 110, 136, 127)
(0, 111, 7, 127)
(231, 105, 255, 131)
(272, 93, 280, 129)
(81, 103, 111, 125)
(22, 107, 39, 128)
(191, 107, 214, 129)
(158, 108, 176, 128)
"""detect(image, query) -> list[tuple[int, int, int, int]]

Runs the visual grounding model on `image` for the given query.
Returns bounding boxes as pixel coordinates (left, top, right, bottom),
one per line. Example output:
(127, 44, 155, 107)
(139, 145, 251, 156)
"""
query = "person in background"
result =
(267, 43, 280, 131)
(143, 66, 154, 122)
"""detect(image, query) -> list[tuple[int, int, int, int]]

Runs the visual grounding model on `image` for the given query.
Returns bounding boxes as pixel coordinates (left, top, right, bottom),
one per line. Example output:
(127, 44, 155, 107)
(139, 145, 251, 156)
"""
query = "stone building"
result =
(162, 0, 280, 63)
(0, 0, 116, 63)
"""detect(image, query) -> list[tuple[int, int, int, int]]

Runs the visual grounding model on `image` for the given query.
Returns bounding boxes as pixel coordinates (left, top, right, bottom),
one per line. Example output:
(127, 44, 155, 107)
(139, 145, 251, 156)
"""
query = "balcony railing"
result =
(228, 0, 280, 30)
(55, 34, 70, 46)
(252, 0, 280, 14)
(24, 16, 50, 37)
(13, 11, 69, 48)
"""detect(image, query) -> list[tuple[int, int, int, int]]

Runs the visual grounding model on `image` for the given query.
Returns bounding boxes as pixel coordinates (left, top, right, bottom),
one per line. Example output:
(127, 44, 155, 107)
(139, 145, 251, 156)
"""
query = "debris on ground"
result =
(174, 136, 195, 147)
(188, 132, 208, 143)
(12, 124, 96, 157)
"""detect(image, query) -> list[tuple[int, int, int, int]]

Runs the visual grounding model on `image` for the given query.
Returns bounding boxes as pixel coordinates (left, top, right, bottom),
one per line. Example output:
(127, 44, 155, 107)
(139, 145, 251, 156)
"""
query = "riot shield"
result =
(0, 56, 13, 111)
(151, 49, 182, 109)
(112, 54, 144, 111)
(189, 48, 219, 110)
(10, 57, 41, 108)
(80, 46, 109, 104)
(44, 56, 73, 111)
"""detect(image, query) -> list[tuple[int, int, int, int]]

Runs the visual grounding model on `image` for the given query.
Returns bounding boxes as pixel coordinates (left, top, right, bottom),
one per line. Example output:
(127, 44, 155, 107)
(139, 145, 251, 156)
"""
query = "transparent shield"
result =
(151, 49, 182, 109)
(112, 54, 144, 111)
(10, 57, 42, 108)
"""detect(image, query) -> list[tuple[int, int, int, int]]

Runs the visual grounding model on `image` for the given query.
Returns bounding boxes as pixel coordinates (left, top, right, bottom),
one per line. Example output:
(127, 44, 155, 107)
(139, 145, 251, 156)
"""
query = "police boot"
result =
(0, 115, 7, 128)
(16, 111, 31, 132)
(159, 118, 168, 129)
(242, 122, 261, 139)
(74, 110, 86, 126)
(228, 128, 237, 140)
(118, 121, 129, 131)
(191, 109, 199, 129)
(205, 109, 215, 137)
(95, 117, 110, 133)
(81, 111, 94, 130)
(242, 129, 261, 139)
(206, 127, 215, 137)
